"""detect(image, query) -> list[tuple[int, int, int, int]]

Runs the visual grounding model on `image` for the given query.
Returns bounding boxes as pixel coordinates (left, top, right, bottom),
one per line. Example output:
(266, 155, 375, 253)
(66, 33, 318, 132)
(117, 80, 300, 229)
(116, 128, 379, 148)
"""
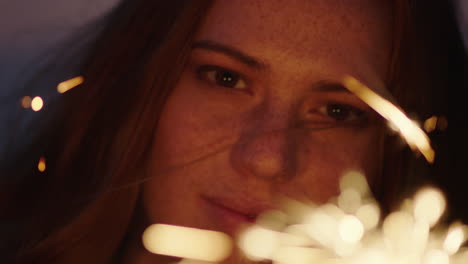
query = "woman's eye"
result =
(197, 66, 247, 90)
(318, 104, 365, 123)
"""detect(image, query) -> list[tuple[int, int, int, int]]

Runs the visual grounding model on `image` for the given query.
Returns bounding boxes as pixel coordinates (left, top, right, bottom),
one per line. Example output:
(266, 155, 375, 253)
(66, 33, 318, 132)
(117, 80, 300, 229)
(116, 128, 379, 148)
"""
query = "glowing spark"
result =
(443, 224, 466, 255)
(338, 188, 362, 214)
(339, 215, 364, 243)
(413, 187, 446, 227)
(382, 211, 415, 253)
(343, 76, 435, 163)
(235, 174, 468, 264)
(304, 209, 338, 248)
(57, 76, 84, 93)
(273, 247, 328, 264)
(423, 249, 449, 264)
(142, 224, 232, 262)
(424, 116, 438, 133)
(31, 96, 43, 112)
(238, 226, 280, 261)
(339, 171, 370, 197)
(176, 259, 212, 264)
(21, 96, 32, 108)
(356, 203, 380, 230)
(38, 157, 46, 172)
(256, 210, 288, 231)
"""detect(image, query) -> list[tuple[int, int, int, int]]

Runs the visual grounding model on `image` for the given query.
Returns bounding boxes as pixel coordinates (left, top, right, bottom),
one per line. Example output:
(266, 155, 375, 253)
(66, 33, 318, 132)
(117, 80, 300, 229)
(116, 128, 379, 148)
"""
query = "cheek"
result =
(152, 79, 248, 171)
(283, 125, 384, 202)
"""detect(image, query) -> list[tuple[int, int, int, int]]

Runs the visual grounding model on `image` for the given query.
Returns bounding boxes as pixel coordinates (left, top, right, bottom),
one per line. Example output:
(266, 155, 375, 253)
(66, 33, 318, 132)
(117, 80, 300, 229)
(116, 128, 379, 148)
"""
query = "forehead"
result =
(196, 0, 393, 93)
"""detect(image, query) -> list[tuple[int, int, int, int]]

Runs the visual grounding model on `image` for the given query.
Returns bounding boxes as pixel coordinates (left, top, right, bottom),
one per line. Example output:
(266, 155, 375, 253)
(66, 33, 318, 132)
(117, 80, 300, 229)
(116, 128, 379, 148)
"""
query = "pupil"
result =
(215, 71, 238, 88)
(327, 105, 350, 121)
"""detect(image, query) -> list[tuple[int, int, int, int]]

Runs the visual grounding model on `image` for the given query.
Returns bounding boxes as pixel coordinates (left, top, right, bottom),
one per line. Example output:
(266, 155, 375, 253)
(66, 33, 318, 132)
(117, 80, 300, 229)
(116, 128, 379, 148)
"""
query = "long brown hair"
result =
(3, 1, 212, 263)
(1, 0, 439, 263)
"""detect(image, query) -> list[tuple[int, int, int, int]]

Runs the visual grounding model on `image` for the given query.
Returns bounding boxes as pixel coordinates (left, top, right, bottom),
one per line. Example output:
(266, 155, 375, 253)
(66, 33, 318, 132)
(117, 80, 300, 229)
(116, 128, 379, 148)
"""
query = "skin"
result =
(127, 0, 393, 263)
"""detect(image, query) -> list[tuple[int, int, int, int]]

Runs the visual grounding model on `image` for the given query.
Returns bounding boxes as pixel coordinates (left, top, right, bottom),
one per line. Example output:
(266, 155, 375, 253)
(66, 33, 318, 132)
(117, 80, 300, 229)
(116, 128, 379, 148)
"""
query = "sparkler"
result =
(342, 76, 435, 163)
(143, 172, 468, 264)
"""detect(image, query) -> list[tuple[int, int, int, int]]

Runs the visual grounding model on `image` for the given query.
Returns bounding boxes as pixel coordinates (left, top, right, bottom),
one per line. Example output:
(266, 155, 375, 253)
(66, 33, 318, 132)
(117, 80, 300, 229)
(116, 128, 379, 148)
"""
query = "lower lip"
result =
(201, 197, 255, 236)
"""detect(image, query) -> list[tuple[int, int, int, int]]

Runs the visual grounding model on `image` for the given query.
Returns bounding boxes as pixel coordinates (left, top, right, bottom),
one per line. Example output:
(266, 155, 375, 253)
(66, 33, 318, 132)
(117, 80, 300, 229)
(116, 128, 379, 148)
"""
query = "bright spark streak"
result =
(142, 224, 232, 262)
(342, 76, 435, 163)
(57, 76, 84, 94)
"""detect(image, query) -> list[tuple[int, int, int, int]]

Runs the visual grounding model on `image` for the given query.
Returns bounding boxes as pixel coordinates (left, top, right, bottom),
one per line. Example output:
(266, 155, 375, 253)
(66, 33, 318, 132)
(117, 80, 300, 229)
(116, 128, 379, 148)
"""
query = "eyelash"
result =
(195, 65, 369, 125)
(315, 103, 368, 125)
(196, 65, 249, 91)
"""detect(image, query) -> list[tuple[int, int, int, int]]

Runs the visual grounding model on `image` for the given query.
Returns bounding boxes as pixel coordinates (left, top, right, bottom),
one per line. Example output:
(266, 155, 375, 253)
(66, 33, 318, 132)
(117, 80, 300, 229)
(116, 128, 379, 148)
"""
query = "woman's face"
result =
(145, 0, 391, 258)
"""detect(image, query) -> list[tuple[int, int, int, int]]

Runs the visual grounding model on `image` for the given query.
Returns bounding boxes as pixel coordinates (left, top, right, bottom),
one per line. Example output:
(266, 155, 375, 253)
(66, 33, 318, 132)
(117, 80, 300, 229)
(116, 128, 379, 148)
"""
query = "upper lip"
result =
(201, 194, 274, 221)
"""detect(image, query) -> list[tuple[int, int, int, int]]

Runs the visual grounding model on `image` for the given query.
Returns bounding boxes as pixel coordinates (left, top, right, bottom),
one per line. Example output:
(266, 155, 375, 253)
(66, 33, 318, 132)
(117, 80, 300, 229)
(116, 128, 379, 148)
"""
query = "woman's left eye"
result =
(318, 103, 366, 123)
(197, 65, 248, 90)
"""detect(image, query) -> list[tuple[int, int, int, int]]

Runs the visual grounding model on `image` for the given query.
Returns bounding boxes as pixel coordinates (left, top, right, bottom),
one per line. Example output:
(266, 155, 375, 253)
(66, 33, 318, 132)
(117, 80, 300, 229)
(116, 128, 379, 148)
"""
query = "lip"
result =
(201, 195, 271, 236)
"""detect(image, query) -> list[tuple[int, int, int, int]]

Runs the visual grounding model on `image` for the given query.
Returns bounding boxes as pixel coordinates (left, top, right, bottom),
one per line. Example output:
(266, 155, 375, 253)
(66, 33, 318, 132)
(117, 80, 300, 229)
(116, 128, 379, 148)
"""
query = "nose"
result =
(230, 107, 297, 182)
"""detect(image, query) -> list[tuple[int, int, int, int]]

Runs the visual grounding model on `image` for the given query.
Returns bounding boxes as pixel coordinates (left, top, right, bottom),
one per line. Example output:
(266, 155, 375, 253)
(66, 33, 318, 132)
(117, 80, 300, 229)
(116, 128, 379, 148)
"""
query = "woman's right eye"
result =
(196, 65, 248, 90)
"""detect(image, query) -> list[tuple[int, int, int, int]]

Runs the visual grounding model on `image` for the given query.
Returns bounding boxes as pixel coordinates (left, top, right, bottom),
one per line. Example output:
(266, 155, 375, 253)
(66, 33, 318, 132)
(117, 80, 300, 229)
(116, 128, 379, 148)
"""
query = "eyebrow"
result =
(311, 81, 352, 93)
(192, 40, 267, 70)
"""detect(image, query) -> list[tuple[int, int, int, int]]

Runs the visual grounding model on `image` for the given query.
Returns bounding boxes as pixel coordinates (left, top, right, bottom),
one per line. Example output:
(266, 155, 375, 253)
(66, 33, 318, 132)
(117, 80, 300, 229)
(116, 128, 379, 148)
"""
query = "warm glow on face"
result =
(38, 157, 46, 172)
(31, 96, 44, 112)
(57, 76, 84, 93)
(142, 224, 232, 262)
(342, 76, 435, 163)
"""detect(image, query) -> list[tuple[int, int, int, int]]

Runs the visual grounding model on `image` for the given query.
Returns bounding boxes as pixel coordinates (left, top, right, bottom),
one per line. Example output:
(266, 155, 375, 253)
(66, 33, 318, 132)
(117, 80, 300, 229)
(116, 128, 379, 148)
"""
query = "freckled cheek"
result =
(154, 98, 244, 168)
(289, 131, 382, 201)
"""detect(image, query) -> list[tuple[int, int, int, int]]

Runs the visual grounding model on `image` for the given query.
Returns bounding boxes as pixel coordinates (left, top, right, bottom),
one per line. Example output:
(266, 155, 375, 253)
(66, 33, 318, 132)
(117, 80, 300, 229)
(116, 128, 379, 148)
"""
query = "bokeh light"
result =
(356, 203, 380, 231)
(423, 249, 449, 264)
(339, 215, 364, 243)
(413, 187, 446, 227)
(31, 96, 43, 112)
(272, 247, 328, 264)
(437, 116, 448, 131)
(238, 226, 280, 261)
(423, 116, 438, 133)
(37, 157, 46, 172)
(57, 76, 84, 93)
(443, 224, 466, 255)
(339, 170, 370, 197)
(382, 211, 415, 253)
(21, 96, 32, 108)
(142, 224, 232, 262)
(338, 188, 362, 214)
